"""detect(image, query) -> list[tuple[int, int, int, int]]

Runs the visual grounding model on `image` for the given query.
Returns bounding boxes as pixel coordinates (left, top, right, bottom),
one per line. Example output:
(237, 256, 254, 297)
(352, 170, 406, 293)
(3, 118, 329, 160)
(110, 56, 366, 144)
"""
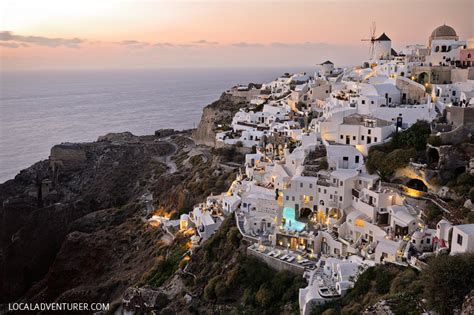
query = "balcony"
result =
(352, 188, 360, 198)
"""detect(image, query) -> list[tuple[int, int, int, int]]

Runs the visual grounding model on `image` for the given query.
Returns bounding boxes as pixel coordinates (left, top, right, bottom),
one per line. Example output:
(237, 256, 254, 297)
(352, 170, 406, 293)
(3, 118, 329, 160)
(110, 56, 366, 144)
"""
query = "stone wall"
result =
(50, 144, 87, 171)
(395, 77, 425, 104)
(446, 106, 474, 128)
(439, 125, 473, 145)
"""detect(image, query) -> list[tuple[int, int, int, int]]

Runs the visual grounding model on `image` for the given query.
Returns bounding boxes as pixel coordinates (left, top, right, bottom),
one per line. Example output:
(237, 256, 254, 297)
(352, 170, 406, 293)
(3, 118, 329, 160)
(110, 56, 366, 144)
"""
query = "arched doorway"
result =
(406, 179, 428, 192)
(418, 72, 429, 85)
(427, 148, 440, 167)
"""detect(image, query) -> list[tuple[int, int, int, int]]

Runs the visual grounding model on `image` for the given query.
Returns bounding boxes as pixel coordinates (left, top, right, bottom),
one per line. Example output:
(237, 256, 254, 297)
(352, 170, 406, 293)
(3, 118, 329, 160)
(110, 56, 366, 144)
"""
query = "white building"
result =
(450, 224, 474, 254)
(428, 24, 466, 66)
(326, 144, 363, 170)
(328, 114, 395, 155)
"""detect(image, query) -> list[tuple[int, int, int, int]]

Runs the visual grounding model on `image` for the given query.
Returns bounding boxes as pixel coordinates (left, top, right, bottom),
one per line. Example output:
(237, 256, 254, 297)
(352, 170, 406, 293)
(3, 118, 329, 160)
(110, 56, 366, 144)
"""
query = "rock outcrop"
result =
(193, 93, 248, 147)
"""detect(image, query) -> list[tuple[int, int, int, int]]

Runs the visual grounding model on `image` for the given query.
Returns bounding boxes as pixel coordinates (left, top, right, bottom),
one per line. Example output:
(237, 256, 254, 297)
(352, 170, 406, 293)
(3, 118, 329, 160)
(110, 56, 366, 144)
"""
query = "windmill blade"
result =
(371, 21, 376, 40)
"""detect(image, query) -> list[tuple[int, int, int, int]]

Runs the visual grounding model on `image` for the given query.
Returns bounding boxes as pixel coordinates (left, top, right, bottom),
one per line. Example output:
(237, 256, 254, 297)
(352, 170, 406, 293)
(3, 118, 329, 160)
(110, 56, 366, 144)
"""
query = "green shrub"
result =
(255, 284, 274, 307)
(204, 275, 222, 301)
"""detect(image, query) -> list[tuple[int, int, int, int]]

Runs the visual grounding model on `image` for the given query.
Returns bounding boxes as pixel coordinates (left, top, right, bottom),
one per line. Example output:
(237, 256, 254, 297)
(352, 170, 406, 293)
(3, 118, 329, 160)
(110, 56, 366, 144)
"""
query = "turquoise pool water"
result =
(283, 207, 306, 232)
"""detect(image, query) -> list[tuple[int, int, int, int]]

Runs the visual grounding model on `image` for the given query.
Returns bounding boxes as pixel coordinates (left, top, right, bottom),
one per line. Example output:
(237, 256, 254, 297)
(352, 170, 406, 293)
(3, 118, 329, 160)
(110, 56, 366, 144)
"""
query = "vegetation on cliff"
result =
(366, 120, 431, 179)
(152, 216, 306, 314)
(311, 253, 474, 315)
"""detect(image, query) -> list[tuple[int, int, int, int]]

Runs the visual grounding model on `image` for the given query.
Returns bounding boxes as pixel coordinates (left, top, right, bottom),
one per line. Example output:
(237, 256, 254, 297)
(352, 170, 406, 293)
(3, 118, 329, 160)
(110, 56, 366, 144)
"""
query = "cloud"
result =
(192, 39, 219, 45)
(119, 40, 150, 49)
(153, 42, 175, 48)
(0, 31, 83, 48)
(231, 42, 264, 48)
(270, 41, 332, 49)
(0, 42, 27, 48)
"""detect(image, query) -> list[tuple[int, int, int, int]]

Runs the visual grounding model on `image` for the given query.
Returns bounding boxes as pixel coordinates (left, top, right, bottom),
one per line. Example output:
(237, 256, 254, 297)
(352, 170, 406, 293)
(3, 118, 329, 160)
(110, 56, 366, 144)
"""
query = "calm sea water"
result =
(0, 67, 308, 183)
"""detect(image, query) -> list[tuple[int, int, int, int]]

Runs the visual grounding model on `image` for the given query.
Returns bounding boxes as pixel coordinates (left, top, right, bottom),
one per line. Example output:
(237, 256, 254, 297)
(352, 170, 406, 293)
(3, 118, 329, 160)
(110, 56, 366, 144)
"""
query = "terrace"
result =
(248, 243, 319, 273)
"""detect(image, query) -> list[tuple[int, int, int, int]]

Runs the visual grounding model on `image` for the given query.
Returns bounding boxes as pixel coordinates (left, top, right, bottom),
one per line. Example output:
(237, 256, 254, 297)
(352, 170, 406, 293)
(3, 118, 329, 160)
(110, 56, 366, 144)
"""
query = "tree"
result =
(422, 253, 474, 314)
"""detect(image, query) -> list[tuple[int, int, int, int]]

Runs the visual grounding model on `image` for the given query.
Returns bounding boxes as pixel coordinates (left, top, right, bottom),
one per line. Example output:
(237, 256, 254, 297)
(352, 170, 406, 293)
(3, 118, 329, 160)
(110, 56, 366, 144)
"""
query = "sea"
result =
(0, 67, 309, 183)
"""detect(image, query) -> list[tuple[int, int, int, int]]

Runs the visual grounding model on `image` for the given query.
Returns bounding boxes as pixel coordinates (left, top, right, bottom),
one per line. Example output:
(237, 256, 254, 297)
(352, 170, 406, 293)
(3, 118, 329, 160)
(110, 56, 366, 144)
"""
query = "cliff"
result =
(0, 128, 241, 307)
(193, 93, 248, 146)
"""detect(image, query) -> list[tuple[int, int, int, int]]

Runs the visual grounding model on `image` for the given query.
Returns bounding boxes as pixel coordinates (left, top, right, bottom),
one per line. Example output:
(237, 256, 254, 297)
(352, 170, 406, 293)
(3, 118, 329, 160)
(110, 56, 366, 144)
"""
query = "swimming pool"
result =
(283, 207, 306, 232)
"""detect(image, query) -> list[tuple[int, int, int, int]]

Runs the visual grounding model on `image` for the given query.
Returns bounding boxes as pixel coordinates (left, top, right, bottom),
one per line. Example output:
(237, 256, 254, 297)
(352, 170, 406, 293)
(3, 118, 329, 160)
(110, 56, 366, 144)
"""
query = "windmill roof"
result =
(375, 33, 391, 41)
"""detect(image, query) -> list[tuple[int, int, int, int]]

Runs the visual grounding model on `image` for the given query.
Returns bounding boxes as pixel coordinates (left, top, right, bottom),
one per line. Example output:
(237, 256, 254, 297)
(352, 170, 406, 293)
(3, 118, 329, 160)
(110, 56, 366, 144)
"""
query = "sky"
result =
(0, 0, 473, 71)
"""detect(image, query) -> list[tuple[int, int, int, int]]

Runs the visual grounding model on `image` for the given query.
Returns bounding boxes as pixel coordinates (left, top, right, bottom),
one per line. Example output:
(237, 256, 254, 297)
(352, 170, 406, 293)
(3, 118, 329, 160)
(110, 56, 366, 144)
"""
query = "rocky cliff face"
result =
(193, 93, 248, 147)
(0, 125, 241, 309)
(0, 132, 174, 303)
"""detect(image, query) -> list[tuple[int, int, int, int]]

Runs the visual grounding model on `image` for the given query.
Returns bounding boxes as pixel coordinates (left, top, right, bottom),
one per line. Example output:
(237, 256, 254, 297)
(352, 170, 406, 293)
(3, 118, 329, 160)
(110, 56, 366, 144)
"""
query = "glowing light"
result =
(404, 187, 424, 198)
(355, 218, 365, 227)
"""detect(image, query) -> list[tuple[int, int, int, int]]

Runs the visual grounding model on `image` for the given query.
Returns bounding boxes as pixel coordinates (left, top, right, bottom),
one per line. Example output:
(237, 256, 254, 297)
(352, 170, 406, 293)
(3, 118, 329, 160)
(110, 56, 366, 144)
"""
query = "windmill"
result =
(361, 22, 377, 59)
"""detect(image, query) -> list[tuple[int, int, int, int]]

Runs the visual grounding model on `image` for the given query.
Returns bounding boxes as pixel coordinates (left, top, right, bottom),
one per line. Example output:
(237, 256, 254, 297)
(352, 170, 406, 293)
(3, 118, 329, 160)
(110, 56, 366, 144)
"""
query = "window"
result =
(318, 188, 321, 193)
(435, 46, 439, 52)
(361, 135, 365, 140)
(286, 196, 289, 201)
(340, 135, 343, 139)
(309, 184, 313, 189)
(292, 196, 295, 201)
(310, 196, 313, 201)
(339, 196, 343, 201)
(468, 53, 472, 59)
(352, 136, 356, 140)
(362, 100, 366, 104)
(457, 234, 463, 245)
(340, 182, 343, 186)
(368, 129, 371, 135)
(374, 137, 378, 142)
(324, 189, 327, 194)
(371, 101, 374, 104)
(300, 183, 303, 188)
(330, 194, 333, 199)
(427, 238, 431, 244)
(355, 156, 360, 163)
(452, 91, 456, 96)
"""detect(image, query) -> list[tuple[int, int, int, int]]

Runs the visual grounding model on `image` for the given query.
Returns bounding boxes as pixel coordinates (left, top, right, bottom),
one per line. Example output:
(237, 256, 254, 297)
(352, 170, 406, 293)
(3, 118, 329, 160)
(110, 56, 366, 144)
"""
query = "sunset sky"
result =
(1, 0, 473, 71)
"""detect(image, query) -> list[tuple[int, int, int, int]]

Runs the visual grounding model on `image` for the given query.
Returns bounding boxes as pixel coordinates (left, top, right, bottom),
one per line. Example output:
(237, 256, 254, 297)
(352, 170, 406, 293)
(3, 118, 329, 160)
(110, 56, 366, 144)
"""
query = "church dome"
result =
(431, 24, 457, 39)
